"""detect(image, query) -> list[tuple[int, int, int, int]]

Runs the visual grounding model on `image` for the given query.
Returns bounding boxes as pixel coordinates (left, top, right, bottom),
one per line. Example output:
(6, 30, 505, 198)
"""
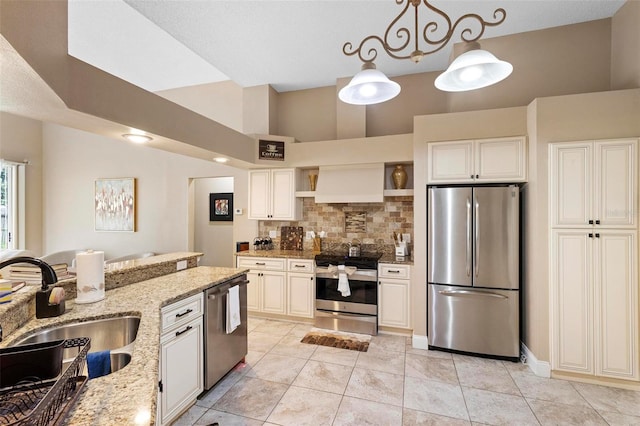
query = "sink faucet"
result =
(0, 256, 64, 318)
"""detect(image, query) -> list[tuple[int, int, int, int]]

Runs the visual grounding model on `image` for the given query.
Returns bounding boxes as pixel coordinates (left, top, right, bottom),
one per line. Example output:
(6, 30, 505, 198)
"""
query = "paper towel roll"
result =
(75, 250, 105, 304)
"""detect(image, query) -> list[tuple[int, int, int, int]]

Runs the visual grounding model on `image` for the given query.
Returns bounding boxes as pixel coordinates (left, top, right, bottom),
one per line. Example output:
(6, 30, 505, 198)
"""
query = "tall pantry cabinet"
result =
(550, 139, 639, 381)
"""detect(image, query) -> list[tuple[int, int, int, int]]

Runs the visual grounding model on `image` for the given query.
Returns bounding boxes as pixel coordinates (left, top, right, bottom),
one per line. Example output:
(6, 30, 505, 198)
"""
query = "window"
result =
(0, 161, 19, 250)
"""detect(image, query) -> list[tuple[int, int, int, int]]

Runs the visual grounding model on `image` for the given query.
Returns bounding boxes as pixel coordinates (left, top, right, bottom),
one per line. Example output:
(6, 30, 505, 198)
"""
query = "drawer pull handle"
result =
(389, 270, 401, 273)
(175, 325, 193, 336)
(255, 262, 266, 266)
(175, 308, 193, 318)
(293, 265, 305, 268)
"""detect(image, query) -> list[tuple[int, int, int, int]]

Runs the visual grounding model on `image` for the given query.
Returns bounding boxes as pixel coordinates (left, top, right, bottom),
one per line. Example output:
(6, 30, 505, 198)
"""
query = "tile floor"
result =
(173, 317, 640, 425)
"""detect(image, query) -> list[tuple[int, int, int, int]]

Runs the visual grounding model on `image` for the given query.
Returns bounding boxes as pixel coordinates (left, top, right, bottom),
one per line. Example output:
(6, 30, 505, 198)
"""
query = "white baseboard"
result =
(521, 342, 551, 378)
(412, 334, 429, 350)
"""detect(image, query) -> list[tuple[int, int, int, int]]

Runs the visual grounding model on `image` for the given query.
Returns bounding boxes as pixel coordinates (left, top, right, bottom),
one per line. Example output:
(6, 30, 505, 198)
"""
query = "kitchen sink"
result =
(14, 315, 141, 374)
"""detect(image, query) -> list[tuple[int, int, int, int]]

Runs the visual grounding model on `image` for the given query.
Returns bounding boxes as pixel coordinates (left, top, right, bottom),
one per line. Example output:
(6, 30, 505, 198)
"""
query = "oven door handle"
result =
(316, 309, 376, 318)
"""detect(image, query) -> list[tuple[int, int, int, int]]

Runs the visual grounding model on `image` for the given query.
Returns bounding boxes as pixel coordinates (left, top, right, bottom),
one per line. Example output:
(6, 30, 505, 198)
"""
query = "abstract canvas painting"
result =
(95, 178, 136, 232)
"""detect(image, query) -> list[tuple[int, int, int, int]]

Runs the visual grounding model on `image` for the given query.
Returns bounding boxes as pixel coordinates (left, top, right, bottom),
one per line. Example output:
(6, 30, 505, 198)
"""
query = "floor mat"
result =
(300, 328, 371, 352)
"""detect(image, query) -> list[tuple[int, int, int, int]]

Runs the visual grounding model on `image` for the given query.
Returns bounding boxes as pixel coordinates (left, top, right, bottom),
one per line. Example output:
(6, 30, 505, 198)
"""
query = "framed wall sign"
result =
(258, 139, 285, 161)
(210, 192, 233, 221)
(95, 178, 136, 232)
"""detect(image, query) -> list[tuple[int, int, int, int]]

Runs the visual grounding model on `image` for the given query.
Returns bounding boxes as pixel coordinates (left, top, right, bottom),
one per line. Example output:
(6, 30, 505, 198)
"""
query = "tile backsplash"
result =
(258, 196, 414, 251)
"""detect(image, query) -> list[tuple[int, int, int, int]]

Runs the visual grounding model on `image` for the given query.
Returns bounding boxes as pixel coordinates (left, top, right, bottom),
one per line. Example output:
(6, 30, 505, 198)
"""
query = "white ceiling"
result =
(70, 0, 626, 94)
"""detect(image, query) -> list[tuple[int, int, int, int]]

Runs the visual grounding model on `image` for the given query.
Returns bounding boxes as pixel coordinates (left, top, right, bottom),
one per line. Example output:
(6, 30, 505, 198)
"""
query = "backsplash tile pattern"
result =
(258, 196, 413, 252)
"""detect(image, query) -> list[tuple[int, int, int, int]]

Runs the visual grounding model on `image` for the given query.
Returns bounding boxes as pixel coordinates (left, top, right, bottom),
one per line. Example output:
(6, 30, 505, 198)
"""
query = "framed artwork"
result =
(210, 192, 233, 222)
(95, 178, 136, 232)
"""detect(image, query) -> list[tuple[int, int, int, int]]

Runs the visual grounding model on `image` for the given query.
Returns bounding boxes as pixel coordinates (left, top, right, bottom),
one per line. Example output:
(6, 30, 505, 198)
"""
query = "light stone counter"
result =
(1, 266, 248, 425)
(235, 249, 317, 260)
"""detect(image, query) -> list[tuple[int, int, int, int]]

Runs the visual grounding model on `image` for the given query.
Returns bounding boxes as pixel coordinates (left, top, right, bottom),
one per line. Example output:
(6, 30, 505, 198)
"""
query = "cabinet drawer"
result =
(287, 259, 314, 273)
(237, 257, 286, 271)
(161, 292, 203, 334)
(379, 264, 410, 279)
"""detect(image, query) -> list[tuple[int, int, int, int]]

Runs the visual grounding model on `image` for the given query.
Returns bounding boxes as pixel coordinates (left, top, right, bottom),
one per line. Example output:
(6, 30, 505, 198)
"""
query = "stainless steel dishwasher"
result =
(203, 274, 248, 390)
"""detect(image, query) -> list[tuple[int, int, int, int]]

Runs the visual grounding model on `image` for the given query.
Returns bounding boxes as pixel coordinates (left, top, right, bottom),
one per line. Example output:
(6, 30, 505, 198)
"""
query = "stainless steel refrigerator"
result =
(427, 185, 520, 360)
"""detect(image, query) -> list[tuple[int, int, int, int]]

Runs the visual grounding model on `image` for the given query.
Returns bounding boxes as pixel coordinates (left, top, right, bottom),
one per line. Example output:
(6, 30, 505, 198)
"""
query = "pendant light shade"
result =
(339, 63, 401, 105)
(435, 48, 513, 92)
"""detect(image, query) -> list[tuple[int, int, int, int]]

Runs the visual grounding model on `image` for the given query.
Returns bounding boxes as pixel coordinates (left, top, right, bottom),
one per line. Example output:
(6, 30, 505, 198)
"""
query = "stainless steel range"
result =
(314, 252, 382, 335)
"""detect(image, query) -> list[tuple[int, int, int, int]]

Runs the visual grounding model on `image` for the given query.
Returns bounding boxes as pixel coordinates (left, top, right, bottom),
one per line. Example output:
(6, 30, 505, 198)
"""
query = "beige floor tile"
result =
(572, 382, 640, 417)
(246, 353, 308, 384)
(246, 316, 268, 332)
(194, 409, 263, 426)
(527, 398, 607, 425)
(171, 404, 207, 426)
(252, 319, 297, 335)
(287, 322, 314, 337)
(333, 396, 403, 425)
(356, 348, 405, 375)
(402, 408, 472, 425)
(405, 353, 459, 385)
(462, 387, 539, 425)
(503, 360, 532, 375)
(598, 410, 640, 425)
(369, 333, 408, 354)
(406, 345, 454, 359)
(510, 370, 589, 406)
(247, 331, 283, 353)
(212, 376, 288, 421)
(195, 369, 245, 408)
(345, 367, 404, 406)
(244, 350, 266, 368)
(404, 376, 469, 421)
(292, 360, 353, 394)
(270, 333, 318, 359)
(266, 385, 342, 426)
(310, 345, 360, 367)
(453, 355, 519, 395)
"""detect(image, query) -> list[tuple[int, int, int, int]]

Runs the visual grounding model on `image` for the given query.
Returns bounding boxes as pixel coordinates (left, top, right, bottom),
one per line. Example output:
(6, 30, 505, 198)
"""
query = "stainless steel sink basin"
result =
(14, 315, 141, 374)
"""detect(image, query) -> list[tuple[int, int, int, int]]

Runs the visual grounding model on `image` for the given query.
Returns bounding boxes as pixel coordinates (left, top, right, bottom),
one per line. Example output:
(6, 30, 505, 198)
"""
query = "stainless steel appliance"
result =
(203, 274, 249, 390)
(314, 252, 382, 335)
(427, 185, 521, 361)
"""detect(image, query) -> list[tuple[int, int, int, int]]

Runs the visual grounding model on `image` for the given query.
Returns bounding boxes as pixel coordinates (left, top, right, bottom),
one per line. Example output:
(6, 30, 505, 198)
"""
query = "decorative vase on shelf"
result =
(309, 174, 318, 191)
(391, 165, 408, 190)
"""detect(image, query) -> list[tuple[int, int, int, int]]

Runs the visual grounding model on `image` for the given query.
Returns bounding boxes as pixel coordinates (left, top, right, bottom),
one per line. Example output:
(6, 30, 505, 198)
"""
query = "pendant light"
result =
(338, 63, 401, 105)
(434, 42, 513, 92)
(339, 0, 511, 105)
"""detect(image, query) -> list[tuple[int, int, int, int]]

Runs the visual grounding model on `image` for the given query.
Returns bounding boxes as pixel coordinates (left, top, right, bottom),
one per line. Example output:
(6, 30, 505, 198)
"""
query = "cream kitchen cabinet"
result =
(237, 257, 287, 314)
(158, 293, 204, 425)
(287, 259, 315, 318)
(248, 168, 302, 220)
(378, 263, 411, 329)
(551, 229, 638, 380)
(551, 139, 637, 229)
(427, 137, 526, 184)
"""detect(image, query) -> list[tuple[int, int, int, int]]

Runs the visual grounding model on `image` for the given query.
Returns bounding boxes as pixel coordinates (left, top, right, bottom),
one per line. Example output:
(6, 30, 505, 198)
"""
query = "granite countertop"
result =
(1, 266, 248, 425)
(236, 249, 414, 265)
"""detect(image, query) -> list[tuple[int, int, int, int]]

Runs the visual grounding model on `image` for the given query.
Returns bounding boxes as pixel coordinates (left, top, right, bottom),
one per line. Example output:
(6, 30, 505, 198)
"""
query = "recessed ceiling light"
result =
(122, 133, 152, 144)
(213, 157, 229, 163)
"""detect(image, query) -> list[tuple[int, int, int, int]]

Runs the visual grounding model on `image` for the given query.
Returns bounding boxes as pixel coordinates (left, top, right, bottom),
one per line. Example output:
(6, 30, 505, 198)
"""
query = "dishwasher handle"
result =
(207, 279, 249, 299)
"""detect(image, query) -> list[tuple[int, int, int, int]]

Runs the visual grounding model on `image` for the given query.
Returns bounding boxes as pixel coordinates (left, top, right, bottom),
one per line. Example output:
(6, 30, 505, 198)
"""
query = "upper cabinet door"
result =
(270, 169, 296, 220)
(248, 170, 271, 220)
(551, 139, 637, 228)
(595, 140, 637, 228)
(551, 142, 592, 228)
(475, 137, 527, 182)
(427, 141, 474, 183)
(427, 137, 527, 184)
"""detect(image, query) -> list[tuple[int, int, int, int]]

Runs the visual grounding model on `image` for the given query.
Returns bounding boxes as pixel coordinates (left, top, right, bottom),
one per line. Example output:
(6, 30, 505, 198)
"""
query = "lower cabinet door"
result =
(378, 278, 410, 328)
(246, 271, 261, 312)
(287, 272, 314, 318)
(261, 271, 286, 314)
(159, 316, 203, 425)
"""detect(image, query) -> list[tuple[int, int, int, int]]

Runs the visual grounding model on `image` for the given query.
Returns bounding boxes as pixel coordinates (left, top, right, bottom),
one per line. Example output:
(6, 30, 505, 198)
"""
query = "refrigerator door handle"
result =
(474, 199, 480, 278)
(466, 197, 472, 277)
(438, 289, 508, 300)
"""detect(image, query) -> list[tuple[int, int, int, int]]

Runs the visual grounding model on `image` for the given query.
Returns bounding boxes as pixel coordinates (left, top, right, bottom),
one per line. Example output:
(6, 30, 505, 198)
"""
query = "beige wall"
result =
(41, 123, 257, 259)
(156, 81, 244, 133)
(277, 86, 337, 142)
(413, 107, 529, 337)
(0, 112, 43, 254)
(611, 0, 640, 90)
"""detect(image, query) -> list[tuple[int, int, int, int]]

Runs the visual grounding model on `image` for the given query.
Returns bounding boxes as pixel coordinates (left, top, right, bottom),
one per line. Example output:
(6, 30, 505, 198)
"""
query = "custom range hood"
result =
(314, 163, 384, 203)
